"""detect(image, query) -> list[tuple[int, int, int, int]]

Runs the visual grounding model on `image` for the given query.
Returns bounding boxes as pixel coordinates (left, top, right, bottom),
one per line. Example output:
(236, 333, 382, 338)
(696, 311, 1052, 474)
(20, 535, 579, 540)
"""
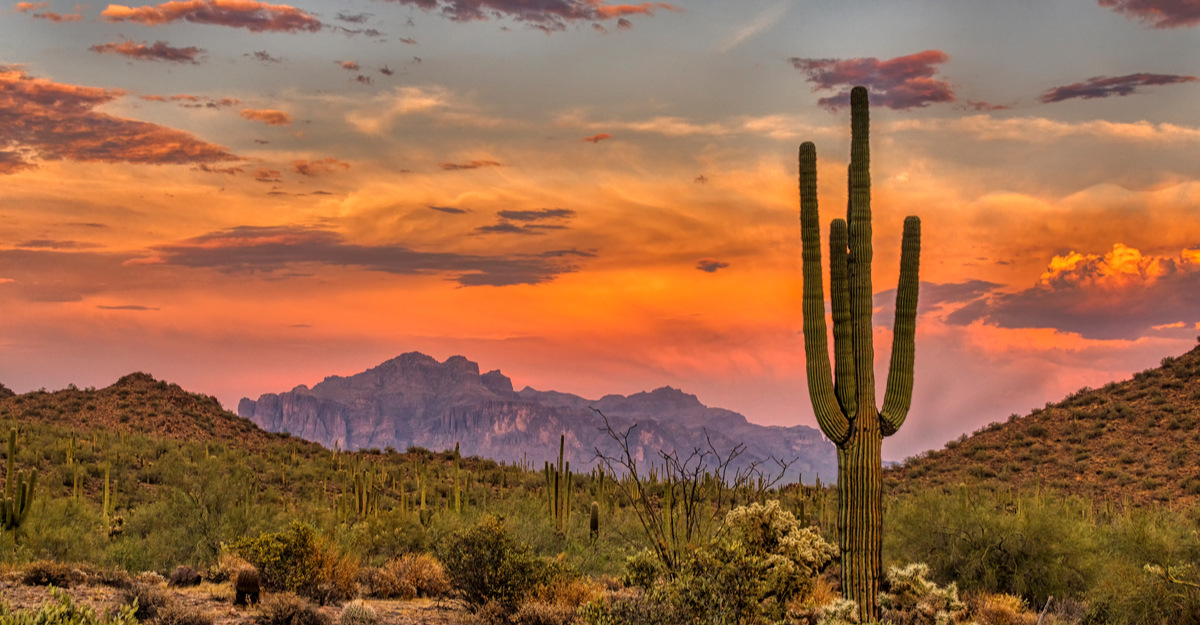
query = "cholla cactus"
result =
(340, 599, 378, 625)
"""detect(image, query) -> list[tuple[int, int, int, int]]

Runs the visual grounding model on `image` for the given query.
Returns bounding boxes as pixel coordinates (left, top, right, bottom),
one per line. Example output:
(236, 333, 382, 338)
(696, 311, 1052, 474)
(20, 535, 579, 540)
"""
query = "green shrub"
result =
(885, 489, 1093, 605)
(438, 515, 554, 612)
(231, 521, 359, 605)
(616, 500, 836, 624)
(0, 587, 139, 625)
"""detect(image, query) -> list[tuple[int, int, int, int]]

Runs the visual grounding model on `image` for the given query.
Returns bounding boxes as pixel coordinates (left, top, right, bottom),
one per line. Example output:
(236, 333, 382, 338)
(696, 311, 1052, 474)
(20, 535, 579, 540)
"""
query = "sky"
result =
(2, 0, 1200, 461)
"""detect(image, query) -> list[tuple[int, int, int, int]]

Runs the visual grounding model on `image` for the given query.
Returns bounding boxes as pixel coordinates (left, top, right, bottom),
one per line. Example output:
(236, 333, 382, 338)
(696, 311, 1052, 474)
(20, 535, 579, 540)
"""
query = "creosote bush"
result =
(254, 592, 331, 625)
(438, 515, 562, 613)
(231, 521, 358, 605)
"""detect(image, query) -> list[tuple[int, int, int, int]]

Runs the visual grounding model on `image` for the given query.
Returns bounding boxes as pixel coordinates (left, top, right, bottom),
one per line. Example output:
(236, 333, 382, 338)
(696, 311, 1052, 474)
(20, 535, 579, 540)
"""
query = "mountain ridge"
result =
(238, 352, 836, 482)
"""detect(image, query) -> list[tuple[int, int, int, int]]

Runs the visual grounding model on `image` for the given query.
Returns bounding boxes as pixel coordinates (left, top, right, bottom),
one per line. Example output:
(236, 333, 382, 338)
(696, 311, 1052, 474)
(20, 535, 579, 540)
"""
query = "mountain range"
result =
(238, 352, 837, 482)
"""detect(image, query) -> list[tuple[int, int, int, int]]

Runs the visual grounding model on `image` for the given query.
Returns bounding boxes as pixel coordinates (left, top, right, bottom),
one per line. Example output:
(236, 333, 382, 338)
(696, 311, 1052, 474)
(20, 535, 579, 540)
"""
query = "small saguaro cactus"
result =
(3, 428, 38, 536)
(799, 86, 921, 621)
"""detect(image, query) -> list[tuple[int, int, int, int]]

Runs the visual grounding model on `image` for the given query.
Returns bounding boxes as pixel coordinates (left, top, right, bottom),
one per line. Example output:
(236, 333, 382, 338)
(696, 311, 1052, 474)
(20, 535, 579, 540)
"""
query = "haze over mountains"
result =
(238, 352, 837, 482)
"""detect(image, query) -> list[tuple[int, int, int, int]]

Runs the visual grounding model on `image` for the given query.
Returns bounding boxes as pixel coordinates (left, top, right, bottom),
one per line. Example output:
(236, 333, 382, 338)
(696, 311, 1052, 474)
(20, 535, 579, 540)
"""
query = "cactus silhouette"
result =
(799, 86, 921, 621)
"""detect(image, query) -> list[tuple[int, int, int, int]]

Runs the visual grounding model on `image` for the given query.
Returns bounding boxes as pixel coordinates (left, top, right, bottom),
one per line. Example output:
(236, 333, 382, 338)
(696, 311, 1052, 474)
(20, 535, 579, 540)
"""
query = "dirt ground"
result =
(0, 578, 472, 625)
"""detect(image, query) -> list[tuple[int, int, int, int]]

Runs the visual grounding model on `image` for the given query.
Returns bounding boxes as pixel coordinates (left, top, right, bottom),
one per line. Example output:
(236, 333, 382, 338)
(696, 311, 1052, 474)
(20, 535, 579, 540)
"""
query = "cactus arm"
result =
(847, 86, 877, 414)
(880, 216, 921, 436)
(829, 218, 856, 416)
(799, 141, 850, 443)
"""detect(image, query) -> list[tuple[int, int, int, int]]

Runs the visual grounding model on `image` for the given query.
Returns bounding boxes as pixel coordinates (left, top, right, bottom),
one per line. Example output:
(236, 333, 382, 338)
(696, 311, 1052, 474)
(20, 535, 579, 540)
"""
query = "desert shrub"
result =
(1085, 507, 1200, 624)
(885, 490, 1093, 605)
(367, 553, 451, 599)
(438, 515, 555, 612)
(156, 604, 215, 625)
(0, 587, 139, 625)
(615, 500, 836, 625)
(338, 599, 377, 625)
(169, 565, 202, 587)
(966, 592, 1037, 625)
(206, 552, 252, 583)
(231, 521, 359, 605)
(577, 587, 677, 625)
(121, 581, 174, 621)
(254, 593, 331, 625)
(21, 560, 85, 587)
(509, 600, 576, 625)
(18, 497, 105, 563)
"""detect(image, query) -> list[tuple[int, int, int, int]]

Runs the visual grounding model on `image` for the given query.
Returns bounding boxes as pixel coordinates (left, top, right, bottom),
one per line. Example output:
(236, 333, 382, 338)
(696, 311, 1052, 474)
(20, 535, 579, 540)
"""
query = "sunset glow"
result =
(3, 0, 1199, 459)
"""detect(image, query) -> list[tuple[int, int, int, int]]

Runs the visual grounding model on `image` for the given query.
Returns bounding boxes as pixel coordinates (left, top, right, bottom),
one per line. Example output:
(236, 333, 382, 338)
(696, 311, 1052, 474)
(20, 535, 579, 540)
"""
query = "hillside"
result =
(0, 372, 300, 454)
(887, 341, 1200, 506)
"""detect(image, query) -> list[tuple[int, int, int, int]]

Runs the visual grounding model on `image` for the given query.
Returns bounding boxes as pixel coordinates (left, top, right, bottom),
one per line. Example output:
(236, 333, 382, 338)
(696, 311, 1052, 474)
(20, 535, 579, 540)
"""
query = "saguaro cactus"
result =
(799, 86, 921, 621)
(3, 428, 37, 536)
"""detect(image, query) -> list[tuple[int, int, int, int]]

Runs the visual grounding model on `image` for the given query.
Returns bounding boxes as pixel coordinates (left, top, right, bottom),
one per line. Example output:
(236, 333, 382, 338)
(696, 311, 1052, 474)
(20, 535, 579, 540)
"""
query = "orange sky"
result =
(3, 0, 1200, 459)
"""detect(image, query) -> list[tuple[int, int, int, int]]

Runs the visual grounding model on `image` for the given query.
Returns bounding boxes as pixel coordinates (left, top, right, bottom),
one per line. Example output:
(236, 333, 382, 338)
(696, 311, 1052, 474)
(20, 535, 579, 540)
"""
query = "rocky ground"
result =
(0, 577, 471, 625)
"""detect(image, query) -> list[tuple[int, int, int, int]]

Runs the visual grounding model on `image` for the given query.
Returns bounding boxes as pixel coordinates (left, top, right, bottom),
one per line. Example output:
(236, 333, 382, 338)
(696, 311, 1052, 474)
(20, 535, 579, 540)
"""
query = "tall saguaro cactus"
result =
(3, 428, 38, 537)
(799, 86, 921, 621)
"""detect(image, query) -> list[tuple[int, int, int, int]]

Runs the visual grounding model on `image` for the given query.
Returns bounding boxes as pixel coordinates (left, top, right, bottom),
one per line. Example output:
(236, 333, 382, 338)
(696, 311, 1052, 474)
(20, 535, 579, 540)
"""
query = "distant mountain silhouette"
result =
(238, 352, 837, 482)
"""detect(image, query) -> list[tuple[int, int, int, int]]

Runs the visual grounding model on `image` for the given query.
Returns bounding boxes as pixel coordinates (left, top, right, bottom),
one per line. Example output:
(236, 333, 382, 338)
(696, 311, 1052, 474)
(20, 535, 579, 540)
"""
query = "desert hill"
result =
(886, 341, 1200, 506)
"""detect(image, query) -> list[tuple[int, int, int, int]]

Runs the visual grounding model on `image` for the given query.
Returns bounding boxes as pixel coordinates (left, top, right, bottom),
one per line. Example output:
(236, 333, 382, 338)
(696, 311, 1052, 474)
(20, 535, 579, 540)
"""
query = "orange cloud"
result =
(90, 40, 205, 64)
(240, 108, 293, 126)
(101, 0, 323, 32)
(1099, 0, 1200, 28)
(16, 3, 83, 20)
(141, 94, 241, 108)
(438, 160, 502, 170)
(582, 133, 611, 143)
(292, 157, 350, 176)
(0, 65, 238, 173)
(339, 60, 360, 71)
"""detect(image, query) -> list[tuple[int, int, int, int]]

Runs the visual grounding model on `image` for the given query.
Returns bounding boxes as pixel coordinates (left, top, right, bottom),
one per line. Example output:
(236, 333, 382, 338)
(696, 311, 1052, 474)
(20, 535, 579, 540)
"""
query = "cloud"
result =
(439, 159, 502, 170)
(252, 168, 281, 182)
(240, 108, 293, 126)
(335, 11, 369, 23)
(101, 0, 322, 33)
(888, 115, 1200, 143)
(250, 50, 282, 63)
(582, 133, 611, 143)
(89, 39, 205, 64)
(429, 205, 468, 214)
(140, 94, 240, 108)
(695, 258, 729, 273)
(788, 50, 956, 110)
(617, 17, 632, 28)
(292, 158, 351, 176)
(339, 60, 360, 71)
(97, 304, 160, 311)
(1099, 0, 1200, 28)
(1038, 73, 1198, 103)
(720, 2, 787, 53)
(383, 0, 680, 31)
(399, 37, 418, 44)
(496, 208, 574, 221)
(16, 2, 83, 20)
(947, 244, 1200, 339)
(0, 66, 238, 173)
(152, 225, 580, 286)
(475, 221, 543, 235)
(16, 239, 100, 250)
(346, 86, 507, 134)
